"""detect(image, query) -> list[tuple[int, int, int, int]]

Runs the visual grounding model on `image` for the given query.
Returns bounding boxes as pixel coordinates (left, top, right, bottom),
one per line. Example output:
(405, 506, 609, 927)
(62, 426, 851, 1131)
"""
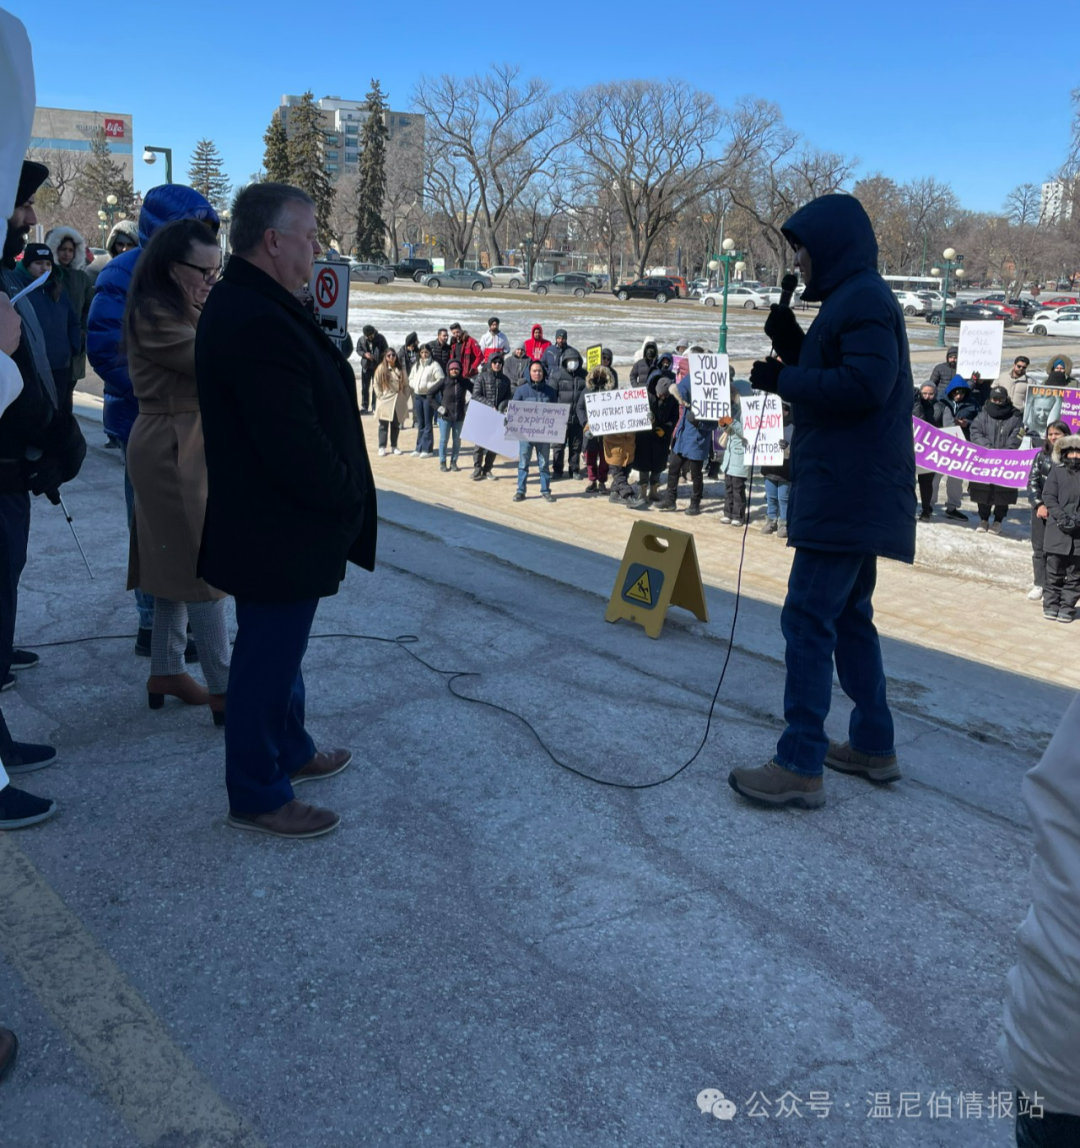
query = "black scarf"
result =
(986, 401, 1014, 420)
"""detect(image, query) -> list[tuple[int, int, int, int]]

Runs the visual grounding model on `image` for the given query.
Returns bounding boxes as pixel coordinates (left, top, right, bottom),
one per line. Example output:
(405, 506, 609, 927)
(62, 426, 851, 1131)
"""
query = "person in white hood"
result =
(1001, 693, 1080, 1144)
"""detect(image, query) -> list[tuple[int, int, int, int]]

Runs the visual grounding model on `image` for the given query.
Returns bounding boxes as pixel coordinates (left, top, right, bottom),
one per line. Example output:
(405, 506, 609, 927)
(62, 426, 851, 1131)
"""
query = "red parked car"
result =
(972, 298, 1020, 318)
(1034, 295, 1079, 309)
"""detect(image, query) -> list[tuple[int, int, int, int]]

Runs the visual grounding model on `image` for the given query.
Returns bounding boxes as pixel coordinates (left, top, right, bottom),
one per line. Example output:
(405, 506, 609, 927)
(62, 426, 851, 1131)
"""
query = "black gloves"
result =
(763, 304, 805, 365)
(1059, 513, 1080, 536)
(749, 358, 785, 393)
(28, 411, 86, 498)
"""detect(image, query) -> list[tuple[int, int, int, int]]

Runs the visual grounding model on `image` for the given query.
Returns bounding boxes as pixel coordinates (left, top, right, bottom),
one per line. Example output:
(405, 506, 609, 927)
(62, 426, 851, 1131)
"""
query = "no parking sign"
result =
(311, 260, 349, 344)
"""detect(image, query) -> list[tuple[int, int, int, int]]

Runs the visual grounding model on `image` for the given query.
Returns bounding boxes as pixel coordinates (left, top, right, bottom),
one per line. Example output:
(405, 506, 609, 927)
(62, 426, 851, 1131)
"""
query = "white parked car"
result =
(1027, 311, 1080, 337)
(1031, 304, 1080, 323)
(893, 290, 931, 316)
(485, 265, 528, 288)
(700, 285, 769, 309)
(917, 291, 955, 312)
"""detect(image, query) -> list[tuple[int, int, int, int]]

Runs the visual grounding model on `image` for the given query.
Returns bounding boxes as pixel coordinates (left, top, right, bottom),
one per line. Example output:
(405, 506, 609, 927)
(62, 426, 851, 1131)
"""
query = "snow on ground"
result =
(913, 512, 1032, 590)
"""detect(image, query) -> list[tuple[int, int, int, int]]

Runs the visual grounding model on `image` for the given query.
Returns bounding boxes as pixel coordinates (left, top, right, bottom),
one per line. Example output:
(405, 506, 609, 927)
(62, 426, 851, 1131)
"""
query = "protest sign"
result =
(956, 320, 1005, 379)
(912, 417, 1039, 487)
(688, 353, 731, 422)
(586, 345, 603, 371)
(462, 400, 517, 456)
(505, 401, 571, 443)
(584, 387, 653, 435)
(740, 395, 785, 467)
(1023, 385, 1080, 437)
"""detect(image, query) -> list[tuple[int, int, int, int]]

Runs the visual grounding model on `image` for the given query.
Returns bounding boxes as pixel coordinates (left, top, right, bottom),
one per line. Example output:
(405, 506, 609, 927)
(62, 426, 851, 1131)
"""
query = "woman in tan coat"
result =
(123, 219, 229, 725)
(372, 349, 410, 456)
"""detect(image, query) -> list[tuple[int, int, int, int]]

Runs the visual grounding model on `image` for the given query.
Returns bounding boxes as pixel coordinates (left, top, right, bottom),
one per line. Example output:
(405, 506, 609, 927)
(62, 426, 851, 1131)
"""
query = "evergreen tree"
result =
(74, 132, 134, 214)
(187, 138, 232, 209)
(262, 111, 291, 183)
(286, 92, 336, 246)
(354, 80, 389, 260)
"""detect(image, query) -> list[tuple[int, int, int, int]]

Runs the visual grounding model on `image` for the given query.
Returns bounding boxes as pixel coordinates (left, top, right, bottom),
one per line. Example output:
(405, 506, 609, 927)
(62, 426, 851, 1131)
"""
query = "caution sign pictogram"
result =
(622, 563, 661, 607)
(606, 524, 708, 639)
(310, 260, 349, 344)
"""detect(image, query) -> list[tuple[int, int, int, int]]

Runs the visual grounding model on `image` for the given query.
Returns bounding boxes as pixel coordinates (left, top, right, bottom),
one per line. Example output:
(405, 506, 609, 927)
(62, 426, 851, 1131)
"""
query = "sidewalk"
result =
(0, 401, 1063, 1147)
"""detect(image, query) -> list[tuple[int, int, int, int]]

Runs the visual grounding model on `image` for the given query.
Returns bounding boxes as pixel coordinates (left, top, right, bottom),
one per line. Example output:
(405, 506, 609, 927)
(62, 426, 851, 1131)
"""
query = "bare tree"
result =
(413, 65, 575, 266)
(570, 79, 724, 278)
(421, 140, 479, 268)
(724, 100, 857, 284)
(383, 133, 423, 262)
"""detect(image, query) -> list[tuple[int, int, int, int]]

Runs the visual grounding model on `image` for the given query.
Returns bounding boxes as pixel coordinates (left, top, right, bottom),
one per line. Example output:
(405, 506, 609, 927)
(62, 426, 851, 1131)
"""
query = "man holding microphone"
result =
(728, 193, 915, 809)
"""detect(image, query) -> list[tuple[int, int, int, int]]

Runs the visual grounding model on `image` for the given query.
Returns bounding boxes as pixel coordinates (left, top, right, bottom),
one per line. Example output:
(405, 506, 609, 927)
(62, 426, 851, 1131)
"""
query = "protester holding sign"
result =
(470, 353, 512, 480)
(731, 193, 914, 810)
(720, 393, 750, 526)
(578, 365, 612, 494)
(1028, 421, 1071, 602)
(760, 402, 794, 537)
(511, 360, 558, 504)
(1041, 434, 1080, 622)
(969, 386, 1024, 533)
(658, 374, 717, 516)
(550, 351, 587, 479)
(635, 351, 677, 503)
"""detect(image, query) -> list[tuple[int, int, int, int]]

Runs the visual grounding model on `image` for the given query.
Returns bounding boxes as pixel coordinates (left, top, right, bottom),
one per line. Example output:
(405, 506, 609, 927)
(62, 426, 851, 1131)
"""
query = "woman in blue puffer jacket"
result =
(87, 184, 219, 654)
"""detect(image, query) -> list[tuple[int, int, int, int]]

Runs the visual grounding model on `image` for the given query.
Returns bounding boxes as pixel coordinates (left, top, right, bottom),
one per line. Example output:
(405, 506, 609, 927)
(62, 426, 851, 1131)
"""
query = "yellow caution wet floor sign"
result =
(605, 522, 708, 638)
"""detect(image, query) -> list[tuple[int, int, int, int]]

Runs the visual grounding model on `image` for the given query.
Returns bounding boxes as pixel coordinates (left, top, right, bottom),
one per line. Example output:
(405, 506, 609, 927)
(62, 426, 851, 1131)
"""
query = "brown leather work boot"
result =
(0, 1027, 18, 1084)
(728, 761, 825, 809)
(824, 742, 901, 783)
(227, 799, 340, 838)
(290, 748, 353, 786)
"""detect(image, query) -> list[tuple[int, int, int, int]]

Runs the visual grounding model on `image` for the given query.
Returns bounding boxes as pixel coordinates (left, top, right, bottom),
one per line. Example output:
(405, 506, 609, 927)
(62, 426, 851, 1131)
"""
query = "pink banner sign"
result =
(912, 417, 1040, 488)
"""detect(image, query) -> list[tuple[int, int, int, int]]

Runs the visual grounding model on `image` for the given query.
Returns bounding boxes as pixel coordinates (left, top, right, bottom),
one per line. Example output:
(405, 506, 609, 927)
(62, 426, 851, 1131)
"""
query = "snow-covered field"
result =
(342, 281, 1030, 370)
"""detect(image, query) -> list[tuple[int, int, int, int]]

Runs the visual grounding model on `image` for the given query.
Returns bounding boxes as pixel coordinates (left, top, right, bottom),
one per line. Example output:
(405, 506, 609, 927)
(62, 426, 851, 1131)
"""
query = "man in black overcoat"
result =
(196, 183, 376, 838)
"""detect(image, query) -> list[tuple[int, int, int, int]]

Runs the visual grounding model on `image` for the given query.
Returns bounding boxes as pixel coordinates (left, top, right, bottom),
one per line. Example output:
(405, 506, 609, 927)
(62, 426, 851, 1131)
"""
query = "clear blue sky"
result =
(19, 0, 1073, 213)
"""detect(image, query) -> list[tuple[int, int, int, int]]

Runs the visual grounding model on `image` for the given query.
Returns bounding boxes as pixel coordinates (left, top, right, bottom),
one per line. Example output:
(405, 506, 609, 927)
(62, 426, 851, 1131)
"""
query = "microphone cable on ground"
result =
(24, 416, 767, 790)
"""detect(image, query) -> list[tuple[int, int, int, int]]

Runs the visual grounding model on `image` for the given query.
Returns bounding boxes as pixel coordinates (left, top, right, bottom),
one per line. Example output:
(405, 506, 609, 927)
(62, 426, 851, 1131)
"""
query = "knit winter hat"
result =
(22, 242, 53, 264)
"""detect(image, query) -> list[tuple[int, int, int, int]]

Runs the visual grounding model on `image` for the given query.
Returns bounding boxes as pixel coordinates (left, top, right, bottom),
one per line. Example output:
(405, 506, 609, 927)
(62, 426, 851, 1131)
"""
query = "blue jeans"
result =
(438, 418, 463, 465)
(765, 477, 790, 522)
(775, 549, 894, 776)
(226, 597, 319, 815)
(119, 441, 155, 629)
(415, 398, 434, 453)
(517, 441, 551, 494)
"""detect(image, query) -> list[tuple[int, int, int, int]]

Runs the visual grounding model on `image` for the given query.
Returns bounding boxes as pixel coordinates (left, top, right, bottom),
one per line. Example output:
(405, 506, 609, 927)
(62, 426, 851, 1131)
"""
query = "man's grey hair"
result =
(229, 183, 314, 255)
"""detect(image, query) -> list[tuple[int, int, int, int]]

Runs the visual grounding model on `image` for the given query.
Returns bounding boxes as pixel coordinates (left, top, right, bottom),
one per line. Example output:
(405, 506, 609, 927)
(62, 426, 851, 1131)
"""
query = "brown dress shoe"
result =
(147, 673, 210, 709)
(227, 799, 340, 838)
(289, 748, 353, 786)
(0, 1027, 18, 1084)
(728, 760, 825, 809)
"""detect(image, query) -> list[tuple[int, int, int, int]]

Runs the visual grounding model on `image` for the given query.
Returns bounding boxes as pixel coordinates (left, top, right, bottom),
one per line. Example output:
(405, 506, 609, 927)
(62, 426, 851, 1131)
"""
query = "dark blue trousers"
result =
(225, 598, 319, 816)
(775, 549, 895, 777)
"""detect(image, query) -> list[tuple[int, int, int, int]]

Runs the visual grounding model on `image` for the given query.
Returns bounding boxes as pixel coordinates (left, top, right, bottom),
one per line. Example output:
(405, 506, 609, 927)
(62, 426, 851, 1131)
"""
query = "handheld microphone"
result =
(778, 273, 798, 309)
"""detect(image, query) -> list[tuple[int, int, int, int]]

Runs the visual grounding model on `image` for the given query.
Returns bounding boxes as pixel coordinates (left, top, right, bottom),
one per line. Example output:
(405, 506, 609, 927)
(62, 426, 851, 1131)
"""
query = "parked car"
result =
(926, 303, 1013, 327)
(349, 262, 394, 284)
(1028, 311, 1080, 337)
(700, 285, 769, 309)
(970, 297, 1021, 319)
(585, 273, 608, 291)
(393, 258, 434, 281)
(688, 277, 711, 297)
(918, 291, 956, 312)
(1031, 304, 1080, 323)
(420, 268, 492, 291)
(893, 290, 932, 316)
(486, 265, 527, 288)
(612, 276, 679, 303)
(531, 272, 596, 297)
(1032, 295, 1079, 310)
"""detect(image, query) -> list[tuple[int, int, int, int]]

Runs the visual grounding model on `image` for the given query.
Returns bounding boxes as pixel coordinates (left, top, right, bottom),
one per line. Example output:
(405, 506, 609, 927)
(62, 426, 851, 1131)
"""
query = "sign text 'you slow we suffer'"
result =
(688, 353, 733, 422)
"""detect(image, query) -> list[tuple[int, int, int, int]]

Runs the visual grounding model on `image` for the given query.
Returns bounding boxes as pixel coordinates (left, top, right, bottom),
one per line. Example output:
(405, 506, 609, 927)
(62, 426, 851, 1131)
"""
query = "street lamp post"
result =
(524, 232, 534, 285)
(218, 208, 231, 260)
(708, 237, 746, 355)
(142, 146, 173, 183)
(929, 247, 966, 347)
(97, 193, 120, 247)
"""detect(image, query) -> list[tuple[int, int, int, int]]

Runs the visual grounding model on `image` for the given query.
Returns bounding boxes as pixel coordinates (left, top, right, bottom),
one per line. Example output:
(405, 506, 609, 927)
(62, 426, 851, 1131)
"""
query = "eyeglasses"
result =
(176, 260, 222, 284)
